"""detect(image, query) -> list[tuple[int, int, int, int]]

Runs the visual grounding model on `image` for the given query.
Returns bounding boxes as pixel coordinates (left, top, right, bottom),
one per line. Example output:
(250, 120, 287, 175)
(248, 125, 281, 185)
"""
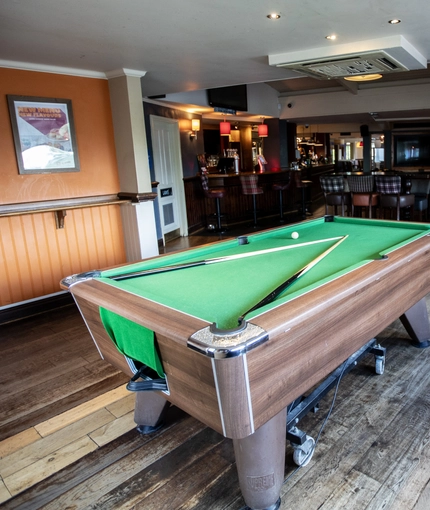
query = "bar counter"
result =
(183, 164, 334, 233)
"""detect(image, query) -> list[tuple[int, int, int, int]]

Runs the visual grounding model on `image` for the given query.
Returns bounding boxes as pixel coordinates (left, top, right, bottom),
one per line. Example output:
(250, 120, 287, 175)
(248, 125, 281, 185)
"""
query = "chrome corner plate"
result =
(61, 270, 101, 288)
(188, 322, 269, 359)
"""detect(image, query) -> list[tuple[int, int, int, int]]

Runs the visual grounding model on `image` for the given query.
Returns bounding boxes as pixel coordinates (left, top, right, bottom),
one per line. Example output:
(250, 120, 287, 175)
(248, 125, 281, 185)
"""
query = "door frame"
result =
(150, 115, 188, 243)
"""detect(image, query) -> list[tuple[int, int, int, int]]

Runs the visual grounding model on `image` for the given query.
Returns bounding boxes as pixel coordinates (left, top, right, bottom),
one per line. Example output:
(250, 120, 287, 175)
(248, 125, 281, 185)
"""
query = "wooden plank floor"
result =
(1, 213, 430, 509)
(2, 304, 430, 510)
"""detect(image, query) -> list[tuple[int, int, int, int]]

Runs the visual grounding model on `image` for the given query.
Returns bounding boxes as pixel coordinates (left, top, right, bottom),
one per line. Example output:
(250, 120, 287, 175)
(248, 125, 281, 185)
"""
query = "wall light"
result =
(230, 129, 240, 142)
(190, 119, 200, 140)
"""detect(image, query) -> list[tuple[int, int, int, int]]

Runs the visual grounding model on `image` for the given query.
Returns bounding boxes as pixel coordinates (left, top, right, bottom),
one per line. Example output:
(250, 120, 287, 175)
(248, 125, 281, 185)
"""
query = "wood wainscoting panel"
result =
(0, 204, 126, 307)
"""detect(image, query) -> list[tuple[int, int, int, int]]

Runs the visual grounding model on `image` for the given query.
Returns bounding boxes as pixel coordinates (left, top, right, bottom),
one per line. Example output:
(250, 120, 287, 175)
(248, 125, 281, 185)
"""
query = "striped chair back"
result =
(200, 170, 210, 193)
(320, 175, 345, 193)
(240, 174, 262, 195)
(375, 175, 401, 194)
(347, 175, 375, 193)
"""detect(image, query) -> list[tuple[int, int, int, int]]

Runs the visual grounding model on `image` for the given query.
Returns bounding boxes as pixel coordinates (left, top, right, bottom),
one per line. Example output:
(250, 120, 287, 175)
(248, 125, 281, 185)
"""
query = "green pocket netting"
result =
(99, 307, 164, 378)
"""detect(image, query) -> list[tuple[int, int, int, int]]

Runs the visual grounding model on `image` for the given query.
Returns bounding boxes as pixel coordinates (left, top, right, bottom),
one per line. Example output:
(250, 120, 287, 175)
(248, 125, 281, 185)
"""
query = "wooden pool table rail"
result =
(66, 232, 430, 440)
(69, 279, 230, 434)
(248, 234, 430, 432)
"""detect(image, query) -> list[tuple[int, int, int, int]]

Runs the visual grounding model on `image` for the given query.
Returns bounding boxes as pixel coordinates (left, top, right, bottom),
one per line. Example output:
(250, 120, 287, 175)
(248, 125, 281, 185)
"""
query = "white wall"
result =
(278, 82, 430, 125)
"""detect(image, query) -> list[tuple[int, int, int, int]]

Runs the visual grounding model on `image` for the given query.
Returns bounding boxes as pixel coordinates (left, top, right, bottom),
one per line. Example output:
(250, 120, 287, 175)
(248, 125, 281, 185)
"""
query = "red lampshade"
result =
(258, 123, 268, 137)
(220, 121, 231, 136)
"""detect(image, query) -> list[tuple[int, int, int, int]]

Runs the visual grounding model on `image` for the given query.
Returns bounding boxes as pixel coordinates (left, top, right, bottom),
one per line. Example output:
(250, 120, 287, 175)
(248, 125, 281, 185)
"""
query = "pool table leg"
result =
(233, 409, 286, 510)
(134, 392, 170, 434)
(400, 297, 430, 348)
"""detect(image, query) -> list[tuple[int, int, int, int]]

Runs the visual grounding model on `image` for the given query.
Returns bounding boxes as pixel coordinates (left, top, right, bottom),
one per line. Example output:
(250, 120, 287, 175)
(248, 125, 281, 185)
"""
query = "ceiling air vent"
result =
(269, 37, 427, 80)
(276, 51, 407, 79)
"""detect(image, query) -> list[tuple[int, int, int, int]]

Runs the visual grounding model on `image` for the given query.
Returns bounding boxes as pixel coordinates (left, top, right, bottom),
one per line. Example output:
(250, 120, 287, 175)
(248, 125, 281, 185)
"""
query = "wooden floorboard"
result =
(1, 212, 430, 510)
(0, 305, 129, 442)
(86, 428, 231, 510)
(0, 370, 129, 442)
(1, 306, 429, 510)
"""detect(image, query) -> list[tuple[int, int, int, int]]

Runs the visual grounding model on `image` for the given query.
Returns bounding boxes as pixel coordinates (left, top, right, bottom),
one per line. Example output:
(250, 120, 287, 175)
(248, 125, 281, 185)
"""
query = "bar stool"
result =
(240, 174, 263, 227)
(319, 175, 350, 216)
(272, 173, 291, 223)
(347, 174, 379, 218)
(200, 170, 226, 232)
(293, 170, 313, 219)
(375, 175, 414, 221)
(410, 179, 430, 221)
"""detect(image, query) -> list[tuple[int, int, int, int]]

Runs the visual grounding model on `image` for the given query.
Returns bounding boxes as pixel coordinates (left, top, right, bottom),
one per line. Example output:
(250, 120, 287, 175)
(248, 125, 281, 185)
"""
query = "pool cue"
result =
(238, 235, 348, 323)
(111, 236, 345, 281)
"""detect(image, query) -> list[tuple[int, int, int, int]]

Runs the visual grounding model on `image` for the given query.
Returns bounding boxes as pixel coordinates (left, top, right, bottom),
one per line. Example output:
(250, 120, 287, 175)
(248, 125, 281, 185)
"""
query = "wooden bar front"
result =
(183, 164, 334, 232)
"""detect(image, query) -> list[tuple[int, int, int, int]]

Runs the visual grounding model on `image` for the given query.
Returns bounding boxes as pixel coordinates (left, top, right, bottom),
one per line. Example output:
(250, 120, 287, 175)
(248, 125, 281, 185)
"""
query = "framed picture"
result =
(7, 95, 80, 174)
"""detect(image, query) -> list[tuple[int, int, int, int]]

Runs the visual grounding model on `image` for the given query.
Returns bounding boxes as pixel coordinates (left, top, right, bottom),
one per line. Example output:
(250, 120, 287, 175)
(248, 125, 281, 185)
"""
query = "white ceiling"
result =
(1, 0, 429, 126)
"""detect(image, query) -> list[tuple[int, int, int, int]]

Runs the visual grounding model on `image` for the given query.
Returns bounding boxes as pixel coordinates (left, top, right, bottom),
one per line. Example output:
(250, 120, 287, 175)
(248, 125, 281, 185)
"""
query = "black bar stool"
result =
(200, 170, 226, 232)
(410, 179, 430, 221)
(272, 174, 291, 223)
(240, 174, 264, 227)
(293, 170, 312, 219)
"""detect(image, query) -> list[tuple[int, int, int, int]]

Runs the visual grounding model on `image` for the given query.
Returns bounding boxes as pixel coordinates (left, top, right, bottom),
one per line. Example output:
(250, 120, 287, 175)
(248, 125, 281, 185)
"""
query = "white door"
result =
(150, 115, 188, 242)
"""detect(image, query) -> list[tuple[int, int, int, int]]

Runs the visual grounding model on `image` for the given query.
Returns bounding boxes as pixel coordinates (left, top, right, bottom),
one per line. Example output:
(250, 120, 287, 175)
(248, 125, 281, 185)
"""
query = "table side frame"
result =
(66, 232, 430, 441)
(69, 281, 228, 435)
(63, 223, 430, 510)
(246, 235, 430, 432)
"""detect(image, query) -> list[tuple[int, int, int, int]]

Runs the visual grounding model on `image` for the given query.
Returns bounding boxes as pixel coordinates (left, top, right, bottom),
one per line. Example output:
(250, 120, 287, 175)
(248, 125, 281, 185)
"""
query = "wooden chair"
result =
(347, 174, 379, 218)
(375, 175, 414, 221)
(319, 175, 350, 216)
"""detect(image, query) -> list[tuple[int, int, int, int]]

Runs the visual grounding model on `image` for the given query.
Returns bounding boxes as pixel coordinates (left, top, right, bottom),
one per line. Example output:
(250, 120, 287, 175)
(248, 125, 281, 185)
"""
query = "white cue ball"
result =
(291, 232, 299, 239)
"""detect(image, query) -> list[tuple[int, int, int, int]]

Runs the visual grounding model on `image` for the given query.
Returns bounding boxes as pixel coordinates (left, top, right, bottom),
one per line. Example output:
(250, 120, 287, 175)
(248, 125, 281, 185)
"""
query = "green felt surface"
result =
(101, 217, 430, 332)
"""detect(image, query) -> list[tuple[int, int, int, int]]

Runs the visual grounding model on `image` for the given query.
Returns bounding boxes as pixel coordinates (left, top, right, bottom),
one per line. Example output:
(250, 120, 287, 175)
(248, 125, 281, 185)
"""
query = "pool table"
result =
(61, 216, 430, 510)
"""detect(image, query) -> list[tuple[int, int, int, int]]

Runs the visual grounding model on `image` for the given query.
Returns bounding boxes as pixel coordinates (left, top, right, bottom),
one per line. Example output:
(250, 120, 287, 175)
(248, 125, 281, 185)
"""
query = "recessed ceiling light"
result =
(267, 13, 281, 20)
(388, 19, 401, 24)
(325, 34, 337, 40)
(344, 74, 383, 82)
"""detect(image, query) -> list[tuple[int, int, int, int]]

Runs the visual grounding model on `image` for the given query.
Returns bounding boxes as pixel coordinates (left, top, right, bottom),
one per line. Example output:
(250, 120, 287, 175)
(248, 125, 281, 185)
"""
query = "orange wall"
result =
(0, 68, 120, 204)
(0, 205, 126, 306)
(0, 68, 127, 306)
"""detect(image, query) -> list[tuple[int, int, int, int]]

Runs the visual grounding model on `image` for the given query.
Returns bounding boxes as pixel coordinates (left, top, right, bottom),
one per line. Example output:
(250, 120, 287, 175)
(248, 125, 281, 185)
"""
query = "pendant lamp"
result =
(220, 119, 231, 136)
(258, 118, 268, 137)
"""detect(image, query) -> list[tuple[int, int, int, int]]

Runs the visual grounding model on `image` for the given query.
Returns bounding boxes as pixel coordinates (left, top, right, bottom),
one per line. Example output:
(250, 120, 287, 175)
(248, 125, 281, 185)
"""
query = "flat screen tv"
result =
(394, 134, 430, 167)
(207, 85, 248, 112)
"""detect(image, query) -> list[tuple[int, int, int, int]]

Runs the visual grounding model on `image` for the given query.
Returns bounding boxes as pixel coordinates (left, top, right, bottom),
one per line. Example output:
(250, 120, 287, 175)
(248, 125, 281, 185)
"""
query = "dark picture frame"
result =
(7, 95, 80, 174)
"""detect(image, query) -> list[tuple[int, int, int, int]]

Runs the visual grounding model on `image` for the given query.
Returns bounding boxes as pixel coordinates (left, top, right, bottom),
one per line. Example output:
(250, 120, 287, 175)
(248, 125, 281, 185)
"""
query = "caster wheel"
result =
(293, 436, 315, 466)
(375, 356, 385, 375)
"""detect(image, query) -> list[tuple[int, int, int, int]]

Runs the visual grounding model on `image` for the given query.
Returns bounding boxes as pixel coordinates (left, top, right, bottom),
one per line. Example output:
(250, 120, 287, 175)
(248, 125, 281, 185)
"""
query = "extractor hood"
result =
(268, 36, 427, 79)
